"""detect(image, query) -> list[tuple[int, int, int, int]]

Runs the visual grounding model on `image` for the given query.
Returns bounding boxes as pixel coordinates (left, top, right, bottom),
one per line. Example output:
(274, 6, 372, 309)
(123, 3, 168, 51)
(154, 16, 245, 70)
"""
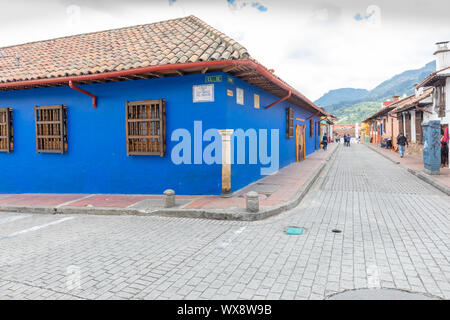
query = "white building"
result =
(417, 41, 450, 167)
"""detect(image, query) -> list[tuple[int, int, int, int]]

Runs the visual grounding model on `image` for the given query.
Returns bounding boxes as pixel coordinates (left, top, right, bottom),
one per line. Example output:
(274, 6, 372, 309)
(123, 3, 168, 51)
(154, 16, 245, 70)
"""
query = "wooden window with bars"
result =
(126, 99, 166, 156)
(0, 108, 13, 153)
(310, 119, 313, 137)
(286, 107, 293, 139)
(405, 113, 411, 142)
(35, 105, 68, 154)
(415, 111, 423, 144)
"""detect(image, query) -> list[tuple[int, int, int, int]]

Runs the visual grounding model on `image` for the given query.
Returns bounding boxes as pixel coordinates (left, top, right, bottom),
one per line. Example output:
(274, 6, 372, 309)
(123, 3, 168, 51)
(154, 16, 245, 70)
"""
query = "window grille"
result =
(0, 108, 13, 153)
(126, 99, 166, 156)
(286, 107, 293, 139)
(415, 111, 423, 144)
(35, 105, 68, 154)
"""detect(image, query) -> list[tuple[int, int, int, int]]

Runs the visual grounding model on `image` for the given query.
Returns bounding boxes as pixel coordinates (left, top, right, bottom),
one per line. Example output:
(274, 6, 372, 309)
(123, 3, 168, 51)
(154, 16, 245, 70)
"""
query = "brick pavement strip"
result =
(0, 144, 339, 221)
(0, 144, 449, 300)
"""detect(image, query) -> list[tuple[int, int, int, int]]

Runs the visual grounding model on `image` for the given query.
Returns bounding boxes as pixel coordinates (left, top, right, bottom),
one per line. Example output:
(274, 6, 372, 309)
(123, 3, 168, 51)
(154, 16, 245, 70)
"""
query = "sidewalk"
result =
(0, 143, 339, 221)
(365, 143, 450, 195)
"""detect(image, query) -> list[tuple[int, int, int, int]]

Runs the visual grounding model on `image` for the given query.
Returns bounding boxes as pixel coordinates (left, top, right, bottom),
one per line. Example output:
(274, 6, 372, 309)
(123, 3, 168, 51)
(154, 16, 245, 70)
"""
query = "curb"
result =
(0, 145, 340, 221)
(364, 143, 400, 165)
(364, 143, 450, 196)
(406, 169, 450, 196)
(0, 205, 142, 216)
(148, 144, 340, 221)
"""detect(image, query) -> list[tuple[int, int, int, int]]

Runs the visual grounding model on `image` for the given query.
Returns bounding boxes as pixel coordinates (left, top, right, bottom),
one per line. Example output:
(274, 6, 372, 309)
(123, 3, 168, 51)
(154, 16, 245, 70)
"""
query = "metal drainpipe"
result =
(69, 81, 97, 109)
(265, 90, 292, 109)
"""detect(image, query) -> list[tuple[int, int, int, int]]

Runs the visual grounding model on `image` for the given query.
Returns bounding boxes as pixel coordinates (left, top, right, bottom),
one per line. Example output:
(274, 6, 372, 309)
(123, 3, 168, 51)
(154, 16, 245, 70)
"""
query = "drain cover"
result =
(286, 226, 304, 235)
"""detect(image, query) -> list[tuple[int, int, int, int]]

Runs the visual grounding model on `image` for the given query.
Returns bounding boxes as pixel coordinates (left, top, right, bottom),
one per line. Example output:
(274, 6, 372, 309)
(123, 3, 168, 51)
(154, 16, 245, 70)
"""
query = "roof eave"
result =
(0, 59, 328, 116)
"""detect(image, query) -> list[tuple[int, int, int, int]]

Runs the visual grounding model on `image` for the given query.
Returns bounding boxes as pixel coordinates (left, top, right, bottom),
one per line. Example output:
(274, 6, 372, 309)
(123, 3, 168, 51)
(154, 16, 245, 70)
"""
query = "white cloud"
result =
(0, 0, 448, 101)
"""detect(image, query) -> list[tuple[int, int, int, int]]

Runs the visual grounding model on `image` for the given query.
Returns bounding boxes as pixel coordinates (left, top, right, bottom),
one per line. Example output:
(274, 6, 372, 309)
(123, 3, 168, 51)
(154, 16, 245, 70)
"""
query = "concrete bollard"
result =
(245, 191, 259, 213)
(163, 189, 176, 208)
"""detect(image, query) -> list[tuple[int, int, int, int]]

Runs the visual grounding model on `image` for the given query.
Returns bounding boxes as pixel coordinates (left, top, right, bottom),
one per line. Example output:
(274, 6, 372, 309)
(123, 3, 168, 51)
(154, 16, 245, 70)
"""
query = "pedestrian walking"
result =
(344, 134, 350, 147)
(397, 132, 408, 158)
(336, 135, 340, 143)
(322, 133, 328, 151)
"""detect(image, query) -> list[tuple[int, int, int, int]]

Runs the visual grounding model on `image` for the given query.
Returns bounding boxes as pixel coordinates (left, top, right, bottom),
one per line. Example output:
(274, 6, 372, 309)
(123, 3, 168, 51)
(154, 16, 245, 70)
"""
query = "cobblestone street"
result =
(0, 144, 449, 300)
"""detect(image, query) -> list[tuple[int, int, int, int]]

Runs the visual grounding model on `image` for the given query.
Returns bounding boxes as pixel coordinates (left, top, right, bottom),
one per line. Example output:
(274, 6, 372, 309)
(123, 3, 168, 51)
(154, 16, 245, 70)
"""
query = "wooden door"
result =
(314, 121, 317, 150)
(296, 125, 305, 161)
(391, 117, 394, 141)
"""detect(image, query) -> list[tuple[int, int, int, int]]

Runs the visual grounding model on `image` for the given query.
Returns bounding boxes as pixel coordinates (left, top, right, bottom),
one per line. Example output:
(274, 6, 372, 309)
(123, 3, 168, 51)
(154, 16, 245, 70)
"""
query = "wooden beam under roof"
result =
(222, 65, 240, 72)
(235, 71, 256, 77)
(141, 72, 163, 78)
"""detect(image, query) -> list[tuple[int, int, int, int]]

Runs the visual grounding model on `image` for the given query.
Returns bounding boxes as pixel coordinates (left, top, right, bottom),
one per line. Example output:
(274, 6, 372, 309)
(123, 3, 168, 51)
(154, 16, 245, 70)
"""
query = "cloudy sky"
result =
(0, 0, 448, 100)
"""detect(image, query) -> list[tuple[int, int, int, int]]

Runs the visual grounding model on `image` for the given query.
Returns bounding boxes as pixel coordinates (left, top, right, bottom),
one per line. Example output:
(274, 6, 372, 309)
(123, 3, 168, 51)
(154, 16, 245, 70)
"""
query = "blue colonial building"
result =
(0, 16, 330, 195)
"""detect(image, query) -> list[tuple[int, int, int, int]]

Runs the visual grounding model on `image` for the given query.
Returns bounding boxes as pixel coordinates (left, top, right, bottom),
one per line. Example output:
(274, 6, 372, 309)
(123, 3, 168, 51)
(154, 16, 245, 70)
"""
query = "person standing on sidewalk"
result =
(397, 132, 408, 158)
(441, 128, 449, 168)
(322, 133, 328, 151)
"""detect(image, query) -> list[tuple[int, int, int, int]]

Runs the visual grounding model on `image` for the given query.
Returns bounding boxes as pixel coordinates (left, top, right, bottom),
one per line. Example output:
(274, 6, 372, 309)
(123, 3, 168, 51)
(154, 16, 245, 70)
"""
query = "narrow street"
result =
(0, 144, 449, 300)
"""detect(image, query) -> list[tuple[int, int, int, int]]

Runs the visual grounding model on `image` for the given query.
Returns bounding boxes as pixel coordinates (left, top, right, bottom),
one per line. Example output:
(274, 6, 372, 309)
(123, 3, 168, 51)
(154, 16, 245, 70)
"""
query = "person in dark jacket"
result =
(397, 133, 408, 158)
(441, 131, 449, 168)
(322, 134, 328, 151)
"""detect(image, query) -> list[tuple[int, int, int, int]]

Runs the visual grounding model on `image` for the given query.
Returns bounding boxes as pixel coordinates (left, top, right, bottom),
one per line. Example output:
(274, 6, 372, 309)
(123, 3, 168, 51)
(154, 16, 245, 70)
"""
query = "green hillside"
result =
(315, 61, 436, 123)
(332, 101, 381, 124)
(314, 88, 369, 107)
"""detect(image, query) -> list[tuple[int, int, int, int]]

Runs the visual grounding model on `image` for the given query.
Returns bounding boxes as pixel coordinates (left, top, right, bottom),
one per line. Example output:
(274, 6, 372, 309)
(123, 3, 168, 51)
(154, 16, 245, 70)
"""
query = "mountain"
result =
(314, 88, 369, 107)
(315, 61, 436, 123)
(366, 61, 435, 100)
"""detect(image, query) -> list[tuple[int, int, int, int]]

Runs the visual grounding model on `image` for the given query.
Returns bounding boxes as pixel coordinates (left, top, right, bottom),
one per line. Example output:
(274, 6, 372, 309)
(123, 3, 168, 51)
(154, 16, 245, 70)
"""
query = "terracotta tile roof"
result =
(390, 87, 433, 113)
(362, 87, 433, 122)
(0, 15, 334, 118)
(416, 66, 450, 88)
(0, 15, 249, 83)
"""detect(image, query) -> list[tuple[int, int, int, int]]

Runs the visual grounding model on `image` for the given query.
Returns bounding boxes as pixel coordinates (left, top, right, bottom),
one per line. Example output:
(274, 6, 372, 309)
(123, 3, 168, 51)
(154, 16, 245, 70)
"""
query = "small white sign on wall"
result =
(193, 84, 214, 103)
(236, 88, 244, 105)
(254, 94, 260, 109)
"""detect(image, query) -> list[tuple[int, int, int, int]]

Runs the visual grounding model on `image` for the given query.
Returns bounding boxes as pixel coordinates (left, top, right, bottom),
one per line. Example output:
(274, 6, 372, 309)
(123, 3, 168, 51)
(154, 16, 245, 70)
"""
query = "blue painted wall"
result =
(223, 74, 321, 192)
(0, 73, 227, 195)
(0, 72, 321, 195)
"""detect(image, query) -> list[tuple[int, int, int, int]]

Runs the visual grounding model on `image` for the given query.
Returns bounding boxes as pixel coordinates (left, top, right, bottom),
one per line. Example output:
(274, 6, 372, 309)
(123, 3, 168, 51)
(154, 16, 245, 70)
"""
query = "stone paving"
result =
(0, 143, 449, 300)
(366, 143, 450, 189)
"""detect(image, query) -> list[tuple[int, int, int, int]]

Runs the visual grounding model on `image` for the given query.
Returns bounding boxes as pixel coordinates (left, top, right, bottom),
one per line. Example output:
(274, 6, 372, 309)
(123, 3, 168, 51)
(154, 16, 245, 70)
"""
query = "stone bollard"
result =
(245, 191, 259, 213)
(163, 189, 176, 208)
